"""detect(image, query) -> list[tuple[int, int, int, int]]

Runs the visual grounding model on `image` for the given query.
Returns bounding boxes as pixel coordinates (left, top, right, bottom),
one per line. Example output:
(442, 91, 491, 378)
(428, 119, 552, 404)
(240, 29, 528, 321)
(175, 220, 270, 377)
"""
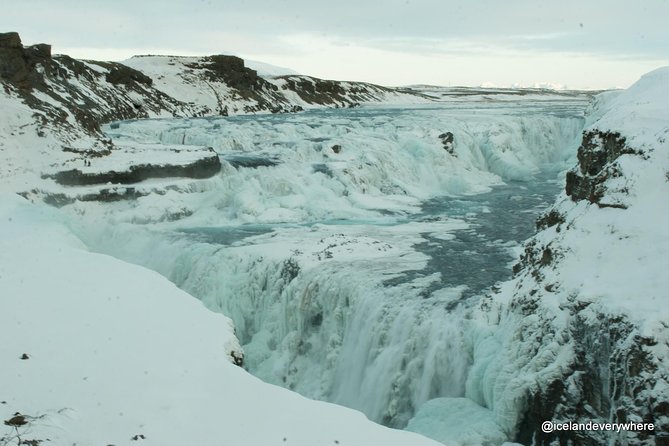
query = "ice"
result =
(53, 96, 588, 435)
(3, 44, 666, 444)
(406, 397, 508, 446)
(101, 102, 585, 226)
(74, 215, 476, 427)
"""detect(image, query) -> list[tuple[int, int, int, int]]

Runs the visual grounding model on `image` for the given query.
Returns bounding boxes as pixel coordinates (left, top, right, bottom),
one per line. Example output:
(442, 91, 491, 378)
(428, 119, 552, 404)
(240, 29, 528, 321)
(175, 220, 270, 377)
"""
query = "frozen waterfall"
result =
(70, 97, 589, 434)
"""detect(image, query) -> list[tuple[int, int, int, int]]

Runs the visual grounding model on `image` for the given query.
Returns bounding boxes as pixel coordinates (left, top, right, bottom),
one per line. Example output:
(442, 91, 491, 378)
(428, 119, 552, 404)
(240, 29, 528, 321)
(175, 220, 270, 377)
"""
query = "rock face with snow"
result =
(0, 32, 425, 201)
(469, 68, 669, 445)
(49, 149, 221, 186)
(121, 55, 424, 115)
(0, 32, 49, 85)
(565, 130, 642, 208)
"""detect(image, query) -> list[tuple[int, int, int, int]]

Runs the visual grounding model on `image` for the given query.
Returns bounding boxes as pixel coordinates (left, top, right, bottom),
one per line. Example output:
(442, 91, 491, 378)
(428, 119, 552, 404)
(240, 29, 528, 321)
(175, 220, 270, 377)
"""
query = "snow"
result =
(541, 68, 669, 335)
(0, 193, 442, 446)
(122, 55, 237, 115)
(3, 41, 666, 445)
(0, 88, 77, 192)
(244, 58, 299, 77)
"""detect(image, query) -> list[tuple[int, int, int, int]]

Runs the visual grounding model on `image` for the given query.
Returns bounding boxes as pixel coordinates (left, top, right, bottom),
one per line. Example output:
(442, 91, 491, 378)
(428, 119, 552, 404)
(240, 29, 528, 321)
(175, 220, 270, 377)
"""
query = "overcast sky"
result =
(4, 0, 669, 89)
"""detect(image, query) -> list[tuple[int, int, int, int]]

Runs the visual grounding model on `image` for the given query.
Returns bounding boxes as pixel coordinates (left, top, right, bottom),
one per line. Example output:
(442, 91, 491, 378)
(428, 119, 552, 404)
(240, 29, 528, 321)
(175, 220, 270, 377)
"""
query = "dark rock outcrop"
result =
(0, 31, 21, 48)
(49, 152, 221, 186)
(565, 131, 643, 208)
(514, 312, 665, 446)
(0, 32, 35, 85)
(0, 32, 51, 88)
(439, 132, 455, 154)
(105, 64, 153, 86)
(200, 55, 266, 92)
(536, 209, 565, 231)
(25, 43, 51, 59)
(279, 75, 392, 107)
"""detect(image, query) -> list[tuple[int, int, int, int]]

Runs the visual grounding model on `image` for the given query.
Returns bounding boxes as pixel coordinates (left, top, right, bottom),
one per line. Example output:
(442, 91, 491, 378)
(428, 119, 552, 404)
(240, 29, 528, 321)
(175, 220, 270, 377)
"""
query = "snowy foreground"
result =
(0, 194, 443, 446)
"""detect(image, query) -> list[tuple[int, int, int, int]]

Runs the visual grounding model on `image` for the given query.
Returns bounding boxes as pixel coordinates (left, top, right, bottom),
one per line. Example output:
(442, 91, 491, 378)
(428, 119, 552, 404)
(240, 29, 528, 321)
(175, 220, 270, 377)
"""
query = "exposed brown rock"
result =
(4, 414, 27, 427)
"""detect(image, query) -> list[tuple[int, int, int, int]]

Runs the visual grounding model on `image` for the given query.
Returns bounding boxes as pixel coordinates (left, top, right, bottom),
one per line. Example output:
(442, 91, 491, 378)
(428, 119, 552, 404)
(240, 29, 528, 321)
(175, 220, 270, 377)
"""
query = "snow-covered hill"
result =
(121, 55, 423, 115)
(0, 31, 427, 200)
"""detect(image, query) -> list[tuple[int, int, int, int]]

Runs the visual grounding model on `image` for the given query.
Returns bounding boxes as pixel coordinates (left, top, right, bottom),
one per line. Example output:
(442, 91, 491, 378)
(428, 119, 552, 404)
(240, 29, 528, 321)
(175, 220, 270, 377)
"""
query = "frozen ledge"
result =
(46, 145, 222, 186)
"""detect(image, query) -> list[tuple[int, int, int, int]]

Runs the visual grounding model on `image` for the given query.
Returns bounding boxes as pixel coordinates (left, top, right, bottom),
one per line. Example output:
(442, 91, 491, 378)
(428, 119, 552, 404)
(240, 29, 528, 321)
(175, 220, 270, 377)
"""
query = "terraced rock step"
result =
(46, 145, 221, 186)
(50, 155, 220, 186)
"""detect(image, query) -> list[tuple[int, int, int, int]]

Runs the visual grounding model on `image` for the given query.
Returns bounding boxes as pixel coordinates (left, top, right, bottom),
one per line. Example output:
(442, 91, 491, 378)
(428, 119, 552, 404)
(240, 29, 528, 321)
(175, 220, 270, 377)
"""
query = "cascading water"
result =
(70, 96, 589, 436)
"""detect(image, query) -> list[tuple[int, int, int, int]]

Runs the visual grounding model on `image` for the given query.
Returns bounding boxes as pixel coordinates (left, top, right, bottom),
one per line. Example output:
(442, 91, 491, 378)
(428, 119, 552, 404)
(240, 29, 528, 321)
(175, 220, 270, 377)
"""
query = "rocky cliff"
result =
(0, 31, 424, 200)
(468, 68, 669, 445)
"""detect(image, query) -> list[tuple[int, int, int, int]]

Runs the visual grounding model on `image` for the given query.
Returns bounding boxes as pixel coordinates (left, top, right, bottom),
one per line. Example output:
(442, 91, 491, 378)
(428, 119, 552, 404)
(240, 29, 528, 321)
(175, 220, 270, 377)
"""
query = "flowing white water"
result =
(71, 97, 589, 435)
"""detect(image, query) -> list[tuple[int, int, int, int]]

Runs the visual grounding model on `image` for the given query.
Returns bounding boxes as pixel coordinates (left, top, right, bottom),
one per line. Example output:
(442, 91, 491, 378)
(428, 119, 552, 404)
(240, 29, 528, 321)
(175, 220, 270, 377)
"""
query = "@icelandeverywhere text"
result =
(541, 420, 655, 434)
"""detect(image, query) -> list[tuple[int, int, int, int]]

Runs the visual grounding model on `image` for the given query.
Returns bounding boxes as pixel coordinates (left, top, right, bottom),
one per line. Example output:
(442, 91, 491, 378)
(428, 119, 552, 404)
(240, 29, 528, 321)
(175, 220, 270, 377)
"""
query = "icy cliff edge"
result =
(469, 67, 669, 445)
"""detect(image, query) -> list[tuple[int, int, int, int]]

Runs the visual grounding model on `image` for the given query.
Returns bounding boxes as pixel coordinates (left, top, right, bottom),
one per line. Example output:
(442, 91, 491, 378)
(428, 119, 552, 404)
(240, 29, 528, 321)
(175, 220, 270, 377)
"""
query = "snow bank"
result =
(0, 193, 441, 446)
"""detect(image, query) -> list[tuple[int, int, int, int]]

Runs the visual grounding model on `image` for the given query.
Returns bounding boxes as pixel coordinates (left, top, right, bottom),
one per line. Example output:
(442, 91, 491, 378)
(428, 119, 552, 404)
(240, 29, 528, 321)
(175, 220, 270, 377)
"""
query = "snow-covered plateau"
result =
(1, 31, 667, 446)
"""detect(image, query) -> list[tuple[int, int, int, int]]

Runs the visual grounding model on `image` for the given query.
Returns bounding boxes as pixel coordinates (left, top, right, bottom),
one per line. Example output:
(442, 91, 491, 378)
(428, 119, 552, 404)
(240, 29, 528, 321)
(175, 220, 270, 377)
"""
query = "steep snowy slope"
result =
(0, 32, 223, 199)
(122, 55, 424, 114)
(459, 67, 669, 445)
